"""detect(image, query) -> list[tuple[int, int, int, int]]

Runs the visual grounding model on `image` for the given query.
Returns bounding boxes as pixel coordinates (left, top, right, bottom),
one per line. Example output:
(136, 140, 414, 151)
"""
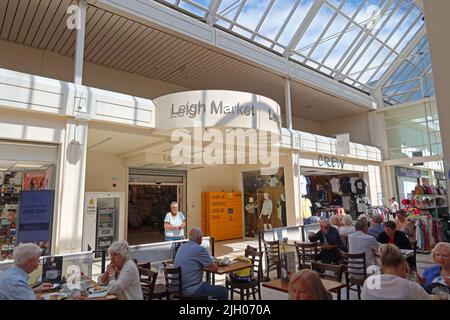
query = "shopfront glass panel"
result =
(0, 164, 56, 261)
(242, 168, 286, 237)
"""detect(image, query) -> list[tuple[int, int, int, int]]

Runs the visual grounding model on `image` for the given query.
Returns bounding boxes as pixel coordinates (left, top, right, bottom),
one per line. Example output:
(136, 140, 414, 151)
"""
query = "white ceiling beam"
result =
(283, 0, 324, 58)
(375, 26, 426, 90)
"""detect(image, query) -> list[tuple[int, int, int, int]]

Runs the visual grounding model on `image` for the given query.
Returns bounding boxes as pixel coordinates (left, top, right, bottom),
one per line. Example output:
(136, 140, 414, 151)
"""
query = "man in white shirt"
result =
(348, 220, 379, 267)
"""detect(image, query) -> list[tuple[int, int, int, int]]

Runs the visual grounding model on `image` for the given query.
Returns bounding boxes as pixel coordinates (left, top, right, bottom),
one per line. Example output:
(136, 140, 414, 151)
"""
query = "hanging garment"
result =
(330, 177, 340, 194)
(342, 196, 351, 211)
(350, 176, 359, 194)
(301, 197, 312, 219)
(340, 177, 352, 194)
(261, 199, 273, 217)
(300, 175, 308, 195)
(355, 178, 367, 195)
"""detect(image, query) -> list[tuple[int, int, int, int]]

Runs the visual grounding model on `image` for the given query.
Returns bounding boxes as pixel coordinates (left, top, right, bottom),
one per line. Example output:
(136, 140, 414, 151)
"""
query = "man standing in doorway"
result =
(164, 202, 186, 241)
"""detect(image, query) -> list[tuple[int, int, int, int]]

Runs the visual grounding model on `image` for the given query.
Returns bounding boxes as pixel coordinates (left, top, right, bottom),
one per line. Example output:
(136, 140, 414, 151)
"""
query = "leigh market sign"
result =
(318, 155, 345, 169)
(154, 90, 281, 133)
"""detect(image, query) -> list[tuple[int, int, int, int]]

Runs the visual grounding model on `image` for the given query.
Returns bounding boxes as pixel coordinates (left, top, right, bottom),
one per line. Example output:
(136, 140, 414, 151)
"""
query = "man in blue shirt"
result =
(0, 243, 52, 300)
(368, 213, 384, 238)
(174, 227, 228, 300)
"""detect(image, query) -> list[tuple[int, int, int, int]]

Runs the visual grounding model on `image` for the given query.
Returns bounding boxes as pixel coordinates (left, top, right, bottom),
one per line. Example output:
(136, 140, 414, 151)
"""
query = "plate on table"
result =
(88, 286, 108, 294)
(40, 292, 70, 300)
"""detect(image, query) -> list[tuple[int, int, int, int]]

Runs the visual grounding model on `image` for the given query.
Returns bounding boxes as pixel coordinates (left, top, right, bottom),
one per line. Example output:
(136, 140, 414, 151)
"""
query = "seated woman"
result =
(288, 269, 332, 300)
(339, 214, 356, 236)
(98, 241, 143, 300)
(329, 215, 340, 230)
(395, 211, 415, 239)
(362, 244, 430, 300)
(418, 242, 450, 293)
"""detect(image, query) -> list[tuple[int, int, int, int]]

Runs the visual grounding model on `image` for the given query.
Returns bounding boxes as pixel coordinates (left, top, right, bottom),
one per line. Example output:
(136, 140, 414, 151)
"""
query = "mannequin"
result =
(245, 197, 258, 237)
(260, 192, 273, 230)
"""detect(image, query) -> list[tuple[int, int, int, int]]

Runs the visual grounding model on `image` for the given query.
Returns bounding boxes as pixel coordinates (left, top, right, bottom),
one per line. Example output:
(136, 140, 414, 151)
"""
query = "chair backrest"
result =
(263, 240, 280, 263)
(294, 241, 318, 269)
(340, 250, 367, 283)
(139, 267, 158, 299)
(245, 247, 263, 281)
(163, 265, 183, 298)
(310, 261, 344, 282)
(340, 234, 349, 251)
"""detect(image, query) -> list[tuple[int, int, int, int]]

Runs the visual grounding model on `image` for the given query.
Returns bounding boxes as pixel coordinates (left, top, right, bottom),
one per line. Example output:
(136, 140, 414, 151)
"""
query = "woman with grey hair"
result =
(339, 214, 355, 236)
(418, 242, 450, 293)
(98, 241, 143, 300)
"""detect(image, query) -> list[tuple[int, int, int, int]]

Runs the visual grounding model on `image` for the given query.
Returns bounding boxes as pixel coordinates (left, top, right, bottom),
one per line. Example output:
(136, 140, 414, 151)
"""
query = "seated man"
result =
(368, 213, 384, 238)
(377, 221, 412, 250)
(349, 220, 379, 267)
(0, 243, 52, 300)
(309, 218, 344, 264)
(174, 227, 228, 300)
(377, 221, 414, 269)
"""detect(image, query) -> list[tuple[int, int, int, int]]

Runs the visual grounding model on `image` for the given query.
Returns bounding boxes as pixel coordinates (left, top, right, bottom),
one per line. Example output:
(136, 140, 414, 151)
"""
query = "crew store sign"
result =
(154, 90, 281, 133)
(317, 155, 345, 169)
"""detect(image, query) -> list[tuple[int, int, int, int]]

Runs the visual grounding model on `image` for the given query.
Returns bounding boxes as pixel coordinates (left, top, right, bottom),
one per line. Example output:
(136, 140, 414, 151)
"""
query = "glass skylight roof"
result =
(156, 0, 426, 97)
(382, 36, 434, 106)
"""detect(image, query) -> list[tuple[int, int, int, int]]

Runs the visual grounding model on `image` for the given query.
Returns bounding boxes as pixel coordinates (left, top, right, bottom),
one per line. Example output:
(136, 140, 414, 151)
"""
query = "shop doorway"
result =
(127, 169, 186, 245)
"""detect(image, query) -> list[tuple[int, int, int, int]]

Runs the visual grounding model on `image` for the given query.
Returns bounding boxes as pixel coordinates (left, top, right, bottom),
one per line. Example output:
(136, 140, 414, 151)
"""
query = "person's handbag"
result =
(229, 256, 253, 282)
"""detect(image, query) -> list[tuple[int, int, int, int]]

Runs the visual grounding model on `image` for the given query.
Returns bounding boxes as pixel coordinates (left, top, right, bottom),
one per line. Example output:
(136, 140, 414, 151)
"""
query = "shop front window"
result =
(0, 165, 55, 261)
(242, 168, 286, 237)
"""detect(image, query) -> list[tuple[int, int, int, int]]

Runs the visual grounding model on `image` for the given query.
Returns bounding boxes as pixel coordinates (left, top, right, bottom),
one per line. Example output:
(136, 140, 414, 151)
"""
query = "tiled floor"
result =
(92, 238, 435, 300)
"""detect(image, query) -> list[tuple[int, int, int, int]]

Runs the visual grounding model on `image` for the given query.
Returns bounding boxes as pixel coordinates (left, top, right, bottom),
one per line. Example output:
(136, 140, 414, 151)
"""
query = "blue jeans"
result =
(165, 236, 184, 241)
(190, 283, 229, 300)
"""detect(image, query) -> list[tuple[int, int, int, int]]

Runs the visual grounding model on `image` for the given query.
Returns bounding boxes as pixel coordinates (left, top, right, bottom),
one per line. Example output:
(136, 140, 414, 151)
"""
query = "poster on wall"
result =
(4, 172, 23, 185)
(17, 190, 54, 246)
(22, 172, 48, 190)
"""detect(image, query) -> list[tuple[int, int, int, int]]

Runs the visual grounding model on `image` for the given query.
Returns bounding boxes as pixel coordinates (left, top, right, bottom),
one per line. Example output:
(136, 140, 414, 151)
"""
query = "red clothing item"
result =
(388, 237, 395, 244)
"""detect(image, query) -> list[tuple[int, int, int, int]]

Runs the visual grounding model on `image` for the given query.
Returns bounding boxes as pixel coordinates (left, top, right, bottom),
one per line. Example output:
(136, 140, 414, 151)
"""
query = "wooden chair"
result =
(340, 251, 367, 300)
(263, 240, 281, 280)
(409, 239, 418, 273)
(226, 246, 263, 300)
(310, 261, 344, 300)
(139, 267, 158, 300)
(340, 234, 349, 252)
(163, 262, 208, 300)
(294, 241, 319, 270)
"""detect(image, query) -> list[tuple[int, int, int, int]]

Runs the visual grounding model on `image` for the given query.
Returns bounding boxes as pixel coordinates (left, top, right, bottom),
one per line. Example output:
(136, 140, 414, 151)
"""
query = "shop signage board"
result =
(154, 90, 282, 133)
(317, 155, 345, 169)
(86, 197, 97, 215)
(394, 167, 422, 178)
(17, 190, 54, 243)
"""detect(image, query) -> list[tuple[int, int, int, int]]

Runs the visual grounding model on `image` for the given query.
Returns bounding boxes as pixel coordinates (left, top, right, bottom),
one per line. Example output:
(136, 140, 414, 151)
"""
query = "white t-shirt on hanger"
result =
(350, 177, 358, 194)
(330, 177, 340, 194)
(300, 175, 308, 195)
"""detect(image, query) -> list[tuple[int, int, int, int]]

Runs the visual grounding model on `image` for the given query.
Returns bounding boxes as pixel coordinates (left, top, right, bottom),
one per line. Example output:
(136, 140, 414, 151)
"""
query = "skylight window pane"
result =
(386, 11, 421, 49)
(323, 24, 360, 69)
(235, 0, 272, 31)
(254, 36, 273, 48)
(277, 0, 315, 46)
(178, 0, 209, 17)
(258, 0, 302, 41)
(295, 4, 335, 52)
(231, 25, 253, 38)
(217, 0, 241, 19)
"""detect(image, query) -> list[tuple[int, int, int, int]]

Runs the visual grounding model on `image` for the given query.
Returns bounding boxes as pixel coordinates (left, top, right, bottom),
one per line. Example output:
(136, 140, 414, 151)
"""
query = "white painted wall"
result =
(85, 151, 127, 193)
(292, 116, 322, 134)
(186, 166, 236, 230)
(320, 112, 371, 145)
(0, 40, 187, 100)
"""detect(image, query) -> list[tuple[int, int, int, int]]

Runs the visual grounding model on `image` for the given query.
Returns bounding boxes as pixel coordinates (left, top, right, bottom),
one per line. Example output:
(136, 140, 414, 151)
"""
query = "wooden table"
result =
(205, 262, 252, 285)
(262, 278, 346, 299)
